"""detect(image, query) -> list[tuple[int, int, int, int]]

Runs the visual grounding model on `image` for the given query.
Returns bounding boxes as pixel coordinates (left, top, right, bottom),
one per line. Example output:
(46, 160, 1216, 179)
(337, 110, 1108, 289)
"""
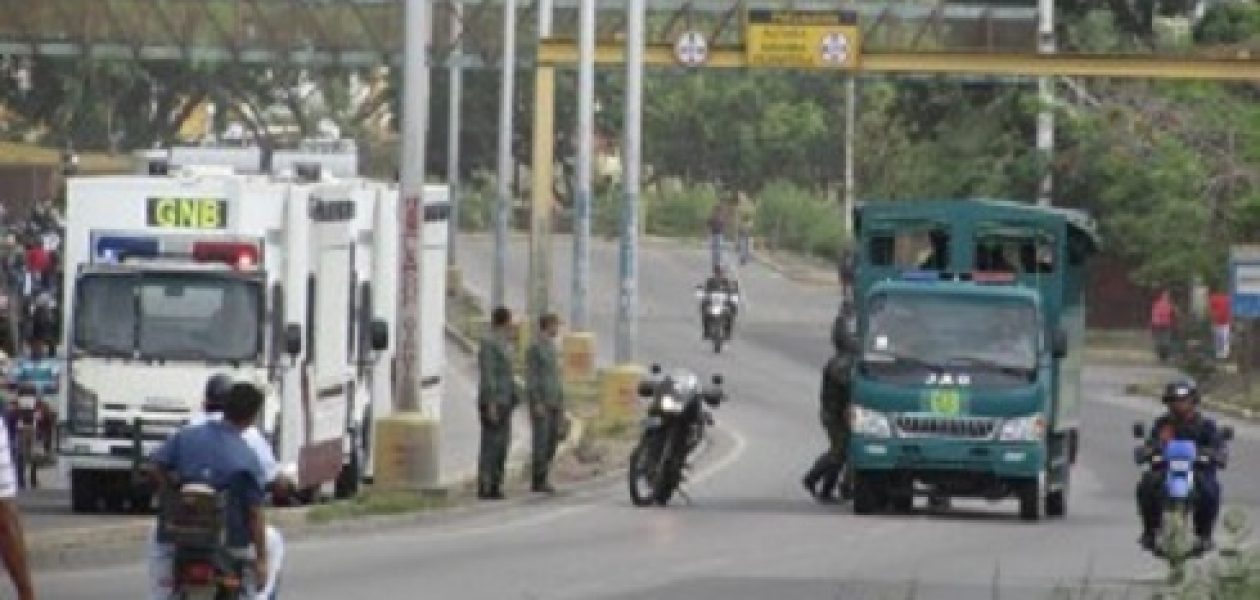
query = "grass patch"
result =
(306, 490, 453, 525)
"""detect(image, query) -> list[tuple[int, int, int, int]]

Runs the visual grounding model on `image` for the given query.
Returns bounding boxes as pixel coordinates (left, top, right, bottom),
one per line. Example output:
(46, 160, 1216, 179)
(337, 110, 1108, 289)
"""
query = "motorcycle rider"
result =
(147, 378, 281, 599)
(699, 265, 740, 337)
(802, 309, 857, 502)
(1136, 379, 1226, 554)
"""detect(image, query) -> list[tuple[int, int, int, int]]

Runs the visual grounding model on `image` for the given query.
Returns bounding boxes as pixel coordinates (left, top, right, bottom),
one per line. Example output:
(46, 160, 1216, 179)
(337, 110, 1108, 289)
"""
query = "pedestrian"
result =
(735, 192, 755, 265)
(802, 311, 857, 503)
(1209, 290, 1231, 361)
(0, 406, 34, 600)
(707, 198, 730, 270)
(1151, 289, 1176, 363)
(478, 306, 520, 500)
(526, 313, 565, 494)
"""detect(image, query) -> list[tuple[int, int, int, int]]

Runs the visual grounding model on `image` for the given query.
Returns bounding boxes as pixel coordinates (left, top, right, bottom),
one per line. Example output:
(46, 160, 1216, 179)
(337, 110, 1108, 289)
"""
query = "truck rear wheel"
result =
(70, 470, 99, 513)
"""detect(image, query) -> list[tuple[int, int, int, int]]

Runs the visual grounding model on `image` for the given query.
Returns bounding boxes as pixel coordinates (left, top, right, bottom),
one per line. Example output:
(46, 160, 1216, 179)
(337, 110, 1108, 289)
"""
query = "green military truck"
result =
(845, 199, 1098, 521)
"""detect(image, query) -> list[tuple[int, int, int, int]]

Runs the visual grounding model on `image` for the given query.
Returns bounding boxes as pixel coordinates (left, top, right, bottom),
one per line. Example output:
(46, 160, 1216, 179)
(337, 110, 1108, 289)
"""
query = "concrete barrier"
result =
(372, 413, 442, 491)
(562, 331, 597, 385)
(599, 364, 645, 424)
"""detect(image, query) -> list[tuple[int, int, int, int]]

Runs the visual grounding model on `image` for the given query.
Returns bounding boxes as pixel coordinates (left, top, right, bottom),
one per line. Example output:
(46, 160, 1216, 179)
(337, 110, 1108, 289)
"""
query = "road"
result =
(38, 234, 1260, 599)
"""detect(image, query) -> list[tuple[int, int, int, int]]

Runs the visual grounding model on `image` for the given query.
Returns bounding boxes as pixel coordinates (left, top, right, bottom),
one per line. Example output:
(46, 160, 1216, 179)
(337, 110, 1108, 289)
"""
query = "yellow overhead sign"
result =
(745, 9, 861, 69)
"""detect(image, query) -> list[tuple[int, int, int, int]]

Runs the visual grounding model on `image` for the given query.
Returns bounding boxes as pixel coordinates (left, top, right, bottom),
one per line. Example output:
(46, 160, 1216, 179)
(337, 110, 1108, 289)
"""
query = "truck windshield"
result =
(861, 293, 1038, 385)
(74, 272, 263, 362)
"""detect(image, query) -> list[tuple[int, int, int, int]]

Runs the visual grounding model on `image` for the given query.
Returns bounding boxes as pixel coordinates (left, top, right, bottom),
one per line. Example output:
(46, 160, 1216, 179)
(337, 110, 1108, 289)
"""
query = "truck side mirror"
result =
(1222, 426, 1235, 442)
(1132, 421, 1145, 439)
(1052, 329, 1068, 359)
(284, 323, 302, 357)
(370, 319, 389, 351)
(712, 374, 723, 386)
(650, 363, 662, 375)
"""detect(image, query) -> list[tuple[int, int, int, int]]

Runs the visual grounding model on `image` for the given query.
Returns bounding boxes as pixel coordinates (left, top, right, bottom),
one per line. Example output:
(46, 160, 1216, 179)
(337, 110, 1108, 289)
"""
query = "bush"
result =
(755, 180, 846, 261)
(455, 170, 496, 231)
(643, 183, 718, 238)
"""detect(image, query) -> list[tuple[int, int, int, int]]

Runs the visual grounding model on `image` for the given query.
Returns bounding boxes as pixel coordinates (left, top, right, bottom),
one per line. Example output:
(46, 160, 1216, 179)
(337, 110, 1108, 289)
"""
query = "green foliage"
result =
(643, 182, 718, 238)
(755, 181, 847, 261)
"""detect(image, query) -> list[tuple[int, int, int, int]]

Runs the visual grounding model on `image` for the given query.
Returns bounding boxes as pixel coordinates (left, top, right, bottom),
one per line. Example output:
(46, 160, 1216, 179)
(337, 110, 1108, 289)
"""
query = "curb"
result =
(748, 247, 838, 288)
(29, 325, 596, 571)
(1125, 380, 1259, 422)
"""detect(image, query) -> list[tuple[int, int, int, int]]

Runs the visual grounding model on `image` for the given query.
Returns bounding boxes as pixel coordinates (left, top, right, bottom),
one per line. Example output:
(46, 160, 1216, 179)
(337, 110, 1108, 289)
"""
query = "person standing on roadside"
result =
(1151, 289, 1176, 363)
(526, 313, 565, 494)
(478, 306, 520, 500)
(0, 407, 35, 600)
(1209, 290, 1231, 361)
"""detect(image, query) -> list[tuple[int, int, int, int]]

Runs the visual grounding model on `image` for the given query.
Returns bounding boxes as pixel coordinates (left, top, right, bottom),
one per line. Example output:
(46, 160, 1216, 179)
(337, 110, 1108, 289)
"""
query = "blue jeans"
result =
(710, 233, 725, 269)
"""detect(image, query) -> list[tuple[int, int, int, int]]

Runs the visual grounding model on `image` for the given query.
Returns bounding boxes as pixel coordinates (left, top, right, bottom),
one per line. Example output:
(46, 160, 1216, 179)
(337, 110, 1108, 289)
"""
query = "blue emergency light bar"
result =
(95, 236, 160, 261)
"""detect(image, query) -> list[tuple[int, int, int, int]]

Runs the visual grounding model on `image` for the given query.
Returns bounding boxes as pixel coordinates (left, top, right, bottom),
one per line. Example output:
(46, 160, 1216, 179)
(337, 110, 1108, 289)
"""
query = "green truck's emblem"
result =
(925, 388, 966, 416)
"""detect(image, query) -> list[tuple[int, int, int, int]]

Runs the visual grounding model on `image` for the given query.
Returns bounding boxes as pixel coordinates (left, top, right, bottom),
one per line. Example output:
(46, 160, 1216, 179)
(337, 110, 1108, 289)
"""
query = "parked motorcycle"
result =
(158, 481, 258, 600)
(695, 287, 737, 354)
(628, 364, 725, 506)
(1132, 421, 1232, 560)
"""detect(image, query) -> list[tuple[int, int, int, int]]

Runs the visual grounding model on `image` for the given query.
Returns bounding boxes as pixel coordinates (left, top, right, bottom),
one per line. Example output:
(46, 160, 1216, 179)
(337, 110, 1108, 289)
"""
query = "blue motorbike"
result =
(1132, 422, 1232, 559)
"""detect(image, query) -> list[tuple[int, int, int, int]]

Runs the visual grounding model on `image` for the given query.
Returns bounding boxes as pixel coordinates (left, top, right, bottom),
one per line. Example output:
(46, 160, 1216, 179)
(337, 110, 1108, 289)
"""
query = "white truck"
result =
(59, 158, 449, 512)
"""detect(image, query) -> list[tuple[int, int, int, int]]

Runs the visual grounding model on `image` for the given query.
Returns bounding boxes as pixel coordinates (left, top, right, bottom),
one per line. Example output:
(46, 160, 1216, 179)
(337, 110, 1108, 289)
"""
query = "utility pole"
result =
(616, 0, 644, 364)
(447, 0, 463, 265)
(843, 75, 856, 239)
(572, 0, 594, 331)
(528, 0, 556, 328)
(382, 0, 437, 488)
(1036, 0, 1055, 206)
(493, 0, 517, 308)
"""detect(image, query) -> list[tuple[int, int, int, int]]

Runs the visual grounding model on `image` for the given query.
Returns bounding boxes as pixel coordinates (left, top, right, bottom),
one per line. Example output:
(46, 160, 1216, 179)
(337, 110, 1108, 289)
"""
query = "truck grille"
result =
(896, 415, 996, 439)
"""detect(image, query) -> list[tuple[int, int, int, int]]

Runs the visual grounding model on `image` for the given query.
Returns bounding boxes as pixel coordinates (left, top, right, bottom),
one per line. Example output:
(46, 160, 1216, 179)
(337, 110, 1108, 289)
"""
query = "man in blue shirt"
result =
(148, 382, 270, 598)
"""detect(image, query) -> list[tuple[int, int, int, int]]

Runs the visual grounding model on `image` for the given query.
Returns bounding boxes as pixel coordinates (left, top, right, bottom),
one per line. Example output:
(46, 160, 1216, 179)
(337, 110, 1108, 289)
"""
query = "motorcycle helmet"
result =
(1162, 378, 1199, 405)
(204, 373, 234, 411)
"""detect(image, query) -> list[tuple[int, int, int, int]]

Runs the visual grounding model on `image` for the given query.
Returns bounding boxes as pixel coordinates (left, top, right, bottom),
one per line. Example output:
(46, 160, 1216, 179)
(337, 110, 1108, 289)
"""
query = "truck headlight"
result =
(659, 394, 684, 414)
(852, 405, 891, 438)
(999, 414, 1046, 442)
(68, 381, 99, 435)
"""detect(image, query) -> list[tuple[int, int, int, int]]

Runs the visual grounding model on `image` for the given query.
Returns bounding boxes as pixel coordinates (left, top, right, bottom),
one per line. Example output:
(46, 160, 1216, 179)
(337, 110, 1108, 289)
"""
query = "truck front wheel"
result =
(1017, 477, 1044, 522)
(852, 473, 887, 515)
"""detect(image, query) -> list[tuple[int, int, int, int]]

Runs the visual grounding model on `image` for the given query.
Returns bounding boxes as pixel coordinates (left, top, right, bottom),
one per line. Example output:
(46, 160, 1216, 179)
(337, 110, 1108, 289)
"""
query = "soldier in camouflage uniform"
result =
(526, 313, 565, 494)
(802, 308, 857, 502)
(478, 306, 520, 500)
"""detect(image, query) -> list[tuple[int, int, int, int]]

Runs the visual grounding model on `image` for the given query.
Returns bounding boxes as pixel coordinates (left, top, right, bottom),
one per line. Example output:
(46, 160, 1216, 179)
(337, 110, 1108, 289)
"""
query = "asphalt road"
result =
(37, 234, 1260, 599)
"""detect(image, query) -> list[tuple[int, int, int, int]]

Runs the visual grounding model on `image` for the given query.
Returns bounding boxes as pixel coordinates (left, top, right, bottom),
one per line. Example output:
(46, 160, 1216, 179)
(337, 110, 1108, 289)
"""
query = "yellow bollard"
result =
(561, 331, 597, 385)
(599, 364, 644, 424)
(446, 265, 464, 297)
(372, 413, 441, 491)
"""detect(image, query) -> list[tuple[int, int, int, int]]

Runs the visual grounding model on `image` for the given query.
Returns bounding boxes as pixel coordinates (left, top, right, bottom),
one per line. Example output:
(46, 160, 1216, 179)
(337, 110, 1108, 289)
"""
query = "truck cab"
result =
(846, 199, 1098, 521)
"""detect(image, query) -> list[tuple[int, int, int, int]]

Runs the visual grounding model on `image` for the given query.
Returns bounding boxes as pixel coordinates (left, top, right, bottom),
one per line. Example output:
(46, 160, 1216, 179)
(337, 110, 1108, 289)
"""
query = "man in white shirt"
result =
(0, 413, 35, 599)
(146, 374, 287, 600)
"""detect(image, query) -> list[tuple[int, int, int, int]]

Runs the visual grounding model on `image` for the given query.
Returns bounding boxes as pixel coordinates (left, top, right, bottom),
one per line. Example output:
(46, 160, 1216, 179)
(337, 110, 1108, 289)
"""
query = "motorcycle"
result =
(159, 481, 258, 600)
(1132, 421, 1232, 560)
(628, 364, 725, 506)
(695, 287, 738, 354)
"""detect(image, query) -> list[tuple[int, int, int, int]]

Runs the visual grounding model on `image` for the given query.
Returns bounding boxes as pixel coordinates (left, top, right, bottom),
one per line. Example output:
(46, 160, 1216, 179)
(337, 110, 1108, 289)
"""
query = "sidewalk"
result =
(437, 334, 529, 488)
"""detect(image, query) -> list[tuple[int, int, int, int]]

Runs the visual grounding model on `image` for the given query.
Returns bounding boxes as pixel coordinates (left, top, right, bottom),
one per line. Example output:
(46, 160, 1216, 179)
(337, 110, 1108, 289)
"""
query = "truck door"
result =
(299, 196, 356, 487)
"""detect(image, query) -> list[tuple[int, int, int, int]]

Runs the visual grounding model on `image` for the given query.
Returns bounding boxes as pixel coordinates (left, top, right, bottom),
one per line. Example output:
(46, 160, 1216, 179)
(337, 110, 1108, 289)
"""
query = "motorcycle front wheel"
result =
(627, 440, 658, 507)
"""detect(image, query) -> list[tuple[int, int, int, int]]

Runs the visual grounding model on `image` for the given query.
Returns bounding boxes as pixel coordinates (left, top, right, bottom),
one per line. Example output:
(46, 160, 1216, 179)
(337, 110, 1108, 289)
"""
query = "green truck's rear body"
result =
(846, 200, 1098, 519)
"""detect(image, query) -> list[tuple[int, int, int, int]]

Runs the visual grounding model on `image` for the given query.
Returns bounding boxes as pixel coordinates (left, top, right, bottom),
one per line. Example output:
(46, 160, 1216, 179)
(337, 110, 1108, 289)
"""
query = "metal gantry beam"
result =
(535, 41, 1260, 80)
(0, 0, 1037, 66)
